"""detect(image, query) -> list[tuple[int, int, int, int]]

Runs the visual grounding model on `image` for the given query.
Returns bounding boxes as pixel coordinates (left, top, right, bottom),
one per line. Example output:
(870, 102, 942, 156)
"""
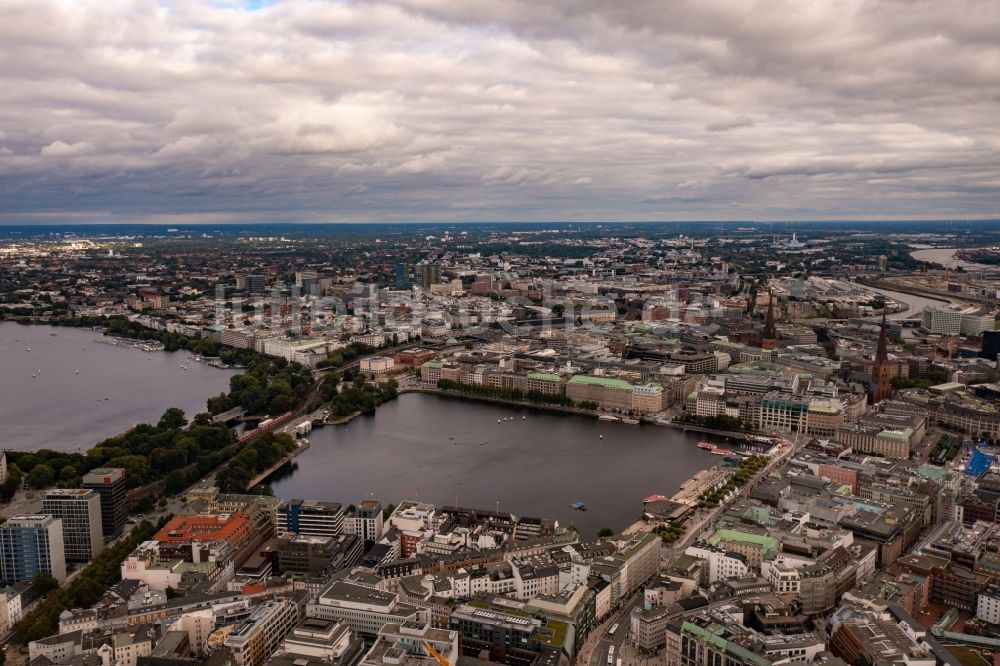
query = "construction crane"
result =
(423, 641, 451, 666)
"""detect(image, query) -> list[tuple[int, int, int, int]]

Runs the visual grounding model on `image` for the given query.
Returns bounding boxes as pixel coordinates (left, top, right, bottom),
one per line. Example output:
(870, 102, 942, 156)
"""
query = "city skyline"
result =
(1, 0, 999, 224)
(4, 217, 1000, 663)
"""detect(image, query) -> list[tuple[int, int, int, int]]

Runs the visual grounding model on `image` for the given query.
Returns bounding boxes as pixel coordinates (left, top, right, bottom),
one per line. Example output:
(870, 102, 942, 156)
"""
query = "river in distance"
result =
(909, 247, 992, 271)
(269, 393, 731, 536)
(0, 322, 237, 453)
(866, 286, 948, 321)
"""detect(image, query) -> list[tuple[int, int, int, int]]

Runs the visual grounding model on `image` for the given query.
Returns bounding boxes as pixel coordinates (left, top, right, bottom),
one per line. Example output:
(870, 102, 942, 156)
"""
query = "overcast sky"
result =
(1, 0, 998, 224)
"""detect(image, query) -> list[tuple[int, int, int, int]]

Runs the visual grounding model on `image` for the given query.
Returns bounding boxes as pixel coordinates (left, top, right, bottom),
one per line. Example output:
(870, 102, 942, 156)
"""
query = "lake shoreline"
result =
(267, 392, 733, 535)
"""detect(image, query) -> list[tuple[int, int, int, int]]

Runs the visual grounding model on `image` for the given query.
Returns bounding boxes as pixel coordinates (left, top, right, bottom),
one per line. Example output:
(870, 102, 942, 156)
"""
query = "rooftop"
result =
(567, 374, 633, 390)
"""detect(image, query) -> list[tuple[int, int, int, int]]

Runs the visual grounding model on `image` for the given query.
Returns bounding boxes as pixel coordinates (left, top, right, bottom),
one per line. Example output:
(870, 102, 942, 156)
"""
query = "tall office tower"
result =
(0, 514, 67, 583)
(395, 262, 411, 289)
(276, 499, 345, 539)
(238, 274, 268, 294)
(295, 270, 321, 296)
(414, 262, 441, 290)
(42, 488, 104, 562)
(81, 467, 128, 539)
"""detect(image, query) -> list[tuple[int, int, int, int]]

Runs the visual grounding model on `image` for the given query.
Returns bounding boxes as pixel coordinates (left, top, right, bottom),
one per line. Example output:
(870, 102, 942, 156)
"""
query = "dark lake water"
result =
(0, 322, 237, 453)
(268, 393, 727, 536)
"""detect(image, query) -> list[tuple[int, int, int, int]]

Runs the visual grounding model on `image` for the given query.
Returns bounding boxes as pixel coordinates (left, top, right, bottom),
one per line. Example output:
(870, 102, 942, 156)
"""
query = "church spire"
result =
(870, 312, 892, 404)
(764, 294, 776, 337)
(761, 290, 778, 350)
(875, 312, 889, 364)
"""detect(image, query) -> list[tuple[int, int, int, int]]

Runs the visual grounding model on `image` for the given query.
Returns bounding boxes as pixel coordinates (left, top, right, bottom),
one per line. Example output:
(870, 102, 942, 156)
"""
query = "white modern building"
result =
(921, 305, 995, 336)
(0, 585, 24, 636)
(685, 543, 749, 584)
(345, 501, 384, 543)
(977, 584, 1000, 625)
(121, 541, 183, 591)
(360, 356, 395, 378)
(307, 580, 429, 637)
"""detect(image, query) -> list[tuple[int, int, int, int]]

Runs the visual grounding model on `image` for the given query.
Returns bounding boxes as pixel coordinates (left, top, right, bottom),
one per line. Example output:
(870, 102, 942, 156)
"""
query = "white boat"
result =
(599, 414, 619, 422)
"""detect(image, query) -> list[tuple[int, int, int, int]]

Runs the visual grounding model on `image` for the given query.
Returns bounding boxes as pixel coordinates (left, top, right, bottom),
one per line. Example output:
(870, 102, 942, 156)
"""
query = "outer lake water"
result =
(0, 322, 237, 453)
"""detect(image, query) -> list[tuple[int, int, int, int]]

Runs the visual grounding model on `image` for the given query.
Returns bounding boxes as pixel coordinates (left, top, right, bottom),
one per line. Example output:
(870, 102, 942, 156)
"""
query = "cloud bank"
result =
(0, 0, 998, 223)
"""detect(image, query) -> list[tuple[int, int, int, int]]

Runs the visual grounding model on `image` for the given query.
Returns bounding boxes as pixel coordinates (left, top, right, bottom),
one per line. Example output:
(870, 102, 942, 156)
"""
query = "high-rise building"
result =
(277, 499, 344, 539)
(42, 488, 104, 563)
(81, 467, 127, 539)
(395, 262, 411, 289)
(295, 270, 321, 296)
(238, 274, 268, 294)
(414, 263, 441, 290)
(0, 514, 67, 583)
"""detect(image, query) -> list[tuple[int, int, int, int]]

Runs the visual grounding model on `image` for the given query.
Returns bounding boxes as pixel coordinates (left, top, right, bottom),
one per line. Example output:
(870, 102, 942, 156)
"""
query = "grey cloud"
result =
(0, 0, 997, 222)
(705, 118, 754, 132)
